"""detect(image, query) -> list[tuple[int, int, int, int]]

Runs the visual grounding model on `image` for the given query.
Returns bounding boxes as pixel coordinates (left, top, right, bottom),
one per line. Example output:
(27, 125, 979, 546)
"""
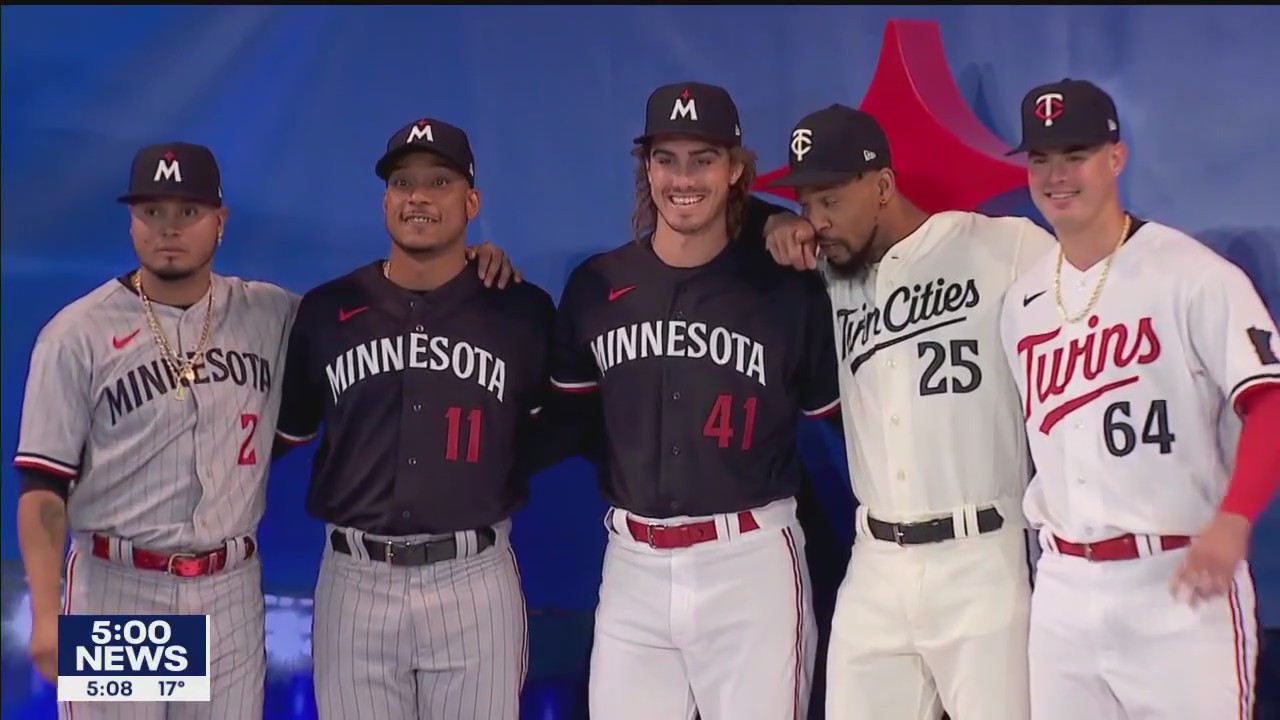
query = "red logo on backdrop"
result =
(753, 20, 1027, 213)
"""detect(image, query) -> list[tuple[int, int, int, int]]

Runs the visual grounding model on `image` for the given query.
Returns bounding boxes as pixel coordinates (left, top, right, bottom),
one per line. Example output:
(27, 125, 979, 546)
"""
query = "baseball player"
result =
(273, 117, 552, 720)
(1000, 78, 1280, 719)
(547, 81, 842, 720)
(762, 104, 1056, 720)
(12, 142, 299, 720)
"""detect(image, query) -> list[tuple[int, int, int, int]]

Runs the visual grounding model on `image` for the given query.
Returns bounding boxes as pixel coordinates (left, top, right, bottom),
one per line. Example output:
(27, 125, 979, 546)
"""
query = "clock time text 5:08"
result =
(85, 680, 134, 698)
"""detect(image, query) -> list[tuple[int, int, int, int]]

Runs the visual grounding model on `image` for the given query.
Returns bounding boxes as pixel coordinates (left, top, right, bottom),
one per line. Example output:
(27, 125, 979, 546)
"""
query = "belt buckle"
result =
(892, 524, 905, 546)
(385, 540, 396, 563)
(1083, 542, 1095, 561)
(165, 552, 200, 575)
(646, 524, 658, 548)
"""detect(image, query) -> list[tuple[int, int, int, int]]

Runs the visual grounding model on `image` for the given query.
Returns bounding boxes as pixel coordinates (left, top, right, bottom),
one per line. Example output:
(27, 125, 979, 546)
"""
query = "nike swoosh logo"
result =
(112, 329, 141, 350)
(338, 306, 369, 322)
(1023, 290, 1047, 307)
(608, 285, 637, 301)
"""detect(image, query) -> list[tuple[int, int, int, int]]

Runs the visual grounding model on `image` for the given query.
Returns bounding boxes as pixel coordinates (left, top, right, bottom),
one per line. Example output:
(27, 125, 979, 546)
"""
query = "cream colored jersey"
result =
(1000, 220, 1280, 543)
(822, 210, 1056, 523)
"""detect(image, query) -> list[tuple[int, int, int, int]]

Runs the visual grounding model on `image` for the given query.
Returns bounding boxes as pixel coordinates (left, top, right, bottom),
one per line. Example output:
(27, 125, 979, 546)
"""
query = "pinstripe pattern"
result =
(312, 521, 527, 720)
(14, 274, 299, 550)
(58, 537, 266, 720)
(13, 272, 299, 720)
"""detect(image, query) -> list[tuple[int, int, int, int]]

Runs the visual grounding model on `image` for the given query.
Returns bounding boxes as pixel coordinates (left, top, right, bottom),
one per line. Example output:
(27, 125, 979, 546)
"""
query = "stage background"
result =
(2, 5, 1278, 718)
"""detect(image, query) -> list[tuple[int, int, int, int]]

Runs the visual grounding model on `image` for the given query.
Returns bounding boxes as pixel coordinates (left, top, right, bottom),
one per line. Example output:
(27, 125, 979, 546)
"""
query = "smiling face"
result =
(129, 199, 225, 281)
(643, 135, 745, 238)
(1027, 142, 1127, 235)
(382, 151, 479, 254)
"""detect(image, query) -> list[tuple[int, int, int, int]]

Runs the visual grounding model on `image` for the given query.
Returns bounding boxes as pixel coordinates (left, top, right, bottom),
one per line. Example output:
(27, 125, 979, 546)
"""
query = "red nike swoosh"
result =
(338, 306, 369, 322)
(608, 286, 637, 301)
(112, 329, 141, 350)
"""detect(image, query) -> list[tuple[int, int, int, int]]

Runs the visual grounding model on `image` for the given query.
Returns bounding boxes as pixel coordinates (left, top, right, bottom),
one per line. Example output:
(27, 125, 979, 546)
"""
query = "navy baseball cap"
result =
(1007, 78, 1121, 155)
(375, 117, 476, 186)
(634, 81, 742, 147)
(117, 142, 223, 207)
(766, 104, 892, 189)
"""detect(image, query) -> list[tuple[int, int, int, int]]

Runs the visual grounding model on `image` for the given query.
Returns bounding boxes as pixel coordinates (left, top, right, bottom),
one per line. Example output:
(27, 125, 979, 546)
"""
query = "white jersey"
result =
(823, 210, 1056, 523)
(1000, 220, 1280, 543)
(13, 273, 300, 552)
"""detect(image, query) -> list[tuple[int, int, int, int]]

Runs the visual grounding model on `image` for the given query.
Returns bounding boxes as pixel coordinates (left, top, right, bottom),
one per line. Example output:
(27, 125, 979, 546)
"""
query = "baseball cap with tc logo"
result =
(634, 81, 743, 148)
(1007, 78, 1121, 155)
(766, 104, 892, 189)
(117, 142, 223, 207)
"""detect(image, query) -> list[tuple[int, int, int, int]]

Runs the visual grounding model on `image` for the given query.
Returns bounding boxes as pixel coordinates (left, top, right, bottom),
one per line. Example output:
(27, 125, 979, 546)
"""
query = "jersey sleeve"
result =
(549, 265, 600, 394)
(1186, 260, 1280, 414)
(1013, 219, 1057, 279)
(797, 274, 842, 418)
(275, 294, 322, 445)
(13, 324, 94, 480)
(518, 280, 605, 474)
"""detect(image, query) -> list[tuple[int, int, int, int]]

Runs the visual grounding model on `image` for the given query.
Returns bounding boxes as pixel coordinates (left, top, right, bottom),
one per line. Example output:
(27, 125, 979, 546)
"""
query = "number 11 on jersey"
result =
(445, 406, 482, 463)
(703, 394, 758, 450)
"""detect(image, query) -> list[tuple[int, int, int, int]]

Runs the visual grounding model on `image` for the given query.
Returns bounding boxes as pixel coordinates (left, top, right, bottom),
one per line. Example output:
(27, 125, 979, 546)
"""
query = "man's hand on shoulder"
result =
(466, 241, 523, 288)
(764, 212, 820, 271)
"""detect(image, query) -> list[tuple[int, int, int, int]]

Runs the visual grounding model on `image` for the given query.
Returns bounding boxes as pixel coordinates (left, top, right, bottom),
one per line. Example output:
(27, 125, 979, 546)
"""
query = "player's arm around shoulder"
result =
(1011, 217, 1057, 278)
(795, 271, 843, 429)
(272, 288, 325, 455)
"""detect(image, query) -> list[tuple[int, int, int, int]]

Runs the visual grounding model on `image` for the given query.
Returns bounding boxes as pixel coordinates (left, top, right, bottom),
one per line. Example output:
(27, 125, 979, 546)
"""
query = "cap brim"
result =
(1005, 135, 1114, 156)
(764, 168, 862, 189)
(632, 130, 737, 147)
(117, 192, 222, 207)
(375, 145, 471, 183)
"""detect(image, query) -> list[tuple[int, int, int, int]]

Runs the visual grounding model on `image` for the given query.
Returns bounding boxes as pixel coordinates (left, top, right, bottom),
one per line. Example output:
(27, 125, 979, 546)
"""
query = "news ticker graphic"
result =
(57, 614, 210, 702)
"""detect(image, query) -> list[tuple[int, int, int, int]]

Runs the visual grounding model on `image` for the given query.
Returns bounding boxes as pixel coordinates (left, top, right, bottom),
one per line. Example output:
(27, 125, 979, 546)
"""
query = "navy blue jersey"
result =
(276, 259, 556, 535)
(549, 235, 842, 519)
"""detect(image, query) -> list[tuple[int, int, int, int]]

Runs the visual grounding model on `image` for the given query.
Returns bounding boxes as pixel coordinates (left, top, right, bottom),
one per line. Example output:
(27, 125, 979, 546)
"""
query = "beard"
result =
(142, 248, 215, 283)
(820, 240, 876, 280)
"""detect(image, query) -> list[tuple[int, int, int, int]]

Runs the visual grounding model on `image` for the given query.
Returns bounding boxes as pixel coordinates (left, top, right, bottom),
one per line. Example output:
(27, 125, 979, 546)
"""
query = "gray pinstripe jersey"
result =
(13, 273, 299, 552)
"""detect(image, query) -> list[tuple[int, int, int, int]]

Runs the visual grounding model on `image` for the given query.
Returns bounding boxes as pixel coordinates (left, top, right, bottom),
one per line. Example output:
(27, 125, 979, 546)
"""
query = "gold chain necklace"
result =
(1053, 213, 1131, 324)
(133, 272, 215, 401)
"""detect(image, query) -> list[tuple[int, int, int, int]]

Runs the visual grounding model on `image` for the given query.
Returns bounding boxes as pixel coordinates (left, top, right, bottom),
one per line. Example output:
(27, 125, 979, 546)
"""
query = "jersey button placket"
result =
(659, 292, 686, 510)
(398, 297, 428, 523)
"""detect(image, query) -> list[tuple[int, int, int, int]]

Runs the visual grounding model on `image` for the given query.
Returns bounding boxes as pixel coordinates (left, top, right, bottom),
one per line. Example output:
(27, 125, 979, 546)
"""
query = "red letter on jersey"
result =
(238, 413, 259, 465)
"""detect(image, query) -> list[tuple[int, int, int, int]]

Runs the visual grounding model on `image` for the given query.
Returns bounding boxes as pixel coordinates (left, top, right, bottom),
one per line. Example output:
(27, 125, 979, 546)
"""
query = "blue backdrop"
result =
(3, 5, 1278, 718)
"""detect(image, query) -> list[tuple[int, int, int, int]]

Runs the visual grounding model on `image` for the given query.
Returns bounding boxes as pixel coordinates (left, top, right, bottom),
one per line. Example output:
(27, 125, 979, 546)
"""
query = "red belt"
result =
(91, 534, 255, 577)
(627, 511, 761, 549)
(1051, 533, 1192, 562)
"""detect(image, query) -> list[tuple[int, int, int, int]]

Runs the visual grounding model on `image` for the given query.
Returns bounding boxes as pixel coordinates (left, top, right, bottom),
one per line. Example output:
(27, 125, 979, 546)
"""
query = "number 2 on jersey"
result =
(237, 413, 258, 465)
(445, 406, 482, 463)
(703, 394, 758, 450)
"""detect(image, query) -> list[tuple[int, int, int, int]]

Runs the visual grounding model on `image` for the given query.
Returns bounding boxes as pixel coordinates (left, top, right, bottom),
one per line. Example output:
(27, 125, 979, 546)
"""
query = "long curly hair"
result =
(629, 143, 758, 243)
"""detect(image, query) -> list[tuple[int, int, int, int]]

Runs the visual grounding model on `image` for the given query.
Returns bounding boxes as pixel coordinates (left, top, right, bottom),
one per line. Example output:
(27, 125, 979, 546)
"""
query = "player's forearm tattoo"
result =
(37, 497, 65, 549)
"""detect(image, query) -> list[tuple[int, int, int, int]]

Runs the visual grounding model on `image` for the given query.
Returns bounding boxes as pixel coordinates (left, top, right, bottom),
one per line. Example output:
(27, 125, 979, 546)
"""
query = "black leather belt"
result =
(330, 527, 496, 567)
(867, 507, 1004, 546)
